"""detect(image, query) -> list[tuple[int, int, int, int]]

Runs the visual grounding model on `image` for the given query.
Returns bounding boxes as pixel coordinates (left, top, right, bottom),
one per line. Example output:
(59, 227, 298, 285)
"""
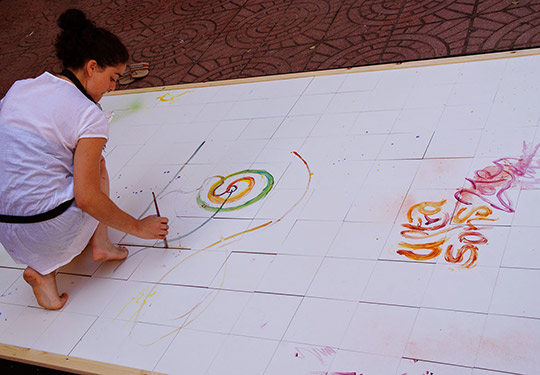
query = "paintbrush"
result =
(152, 191, 169, 248)
(118, 243, 190, 250)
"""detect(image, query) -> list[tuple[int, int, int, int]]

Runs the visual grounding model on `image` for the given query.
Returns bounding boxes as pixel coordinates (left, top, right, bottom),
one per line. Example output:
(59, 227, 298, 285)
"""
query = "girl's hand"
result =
(136, 215, 169, 239)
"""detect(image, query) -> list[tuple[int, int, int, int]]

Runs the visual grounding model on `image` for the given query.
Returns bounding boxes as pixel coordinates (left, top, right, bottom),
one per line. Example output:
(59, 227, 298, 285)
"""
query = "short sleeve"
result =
(77, 105, 109, 141)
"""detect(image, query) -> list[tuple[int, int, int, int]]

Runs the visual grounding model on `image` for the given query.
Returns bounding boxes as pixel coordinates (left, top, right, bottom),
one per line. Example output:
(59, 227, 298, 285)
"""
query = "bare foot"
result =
(23, 267, 68, 310)
(91, 240, 129, 262)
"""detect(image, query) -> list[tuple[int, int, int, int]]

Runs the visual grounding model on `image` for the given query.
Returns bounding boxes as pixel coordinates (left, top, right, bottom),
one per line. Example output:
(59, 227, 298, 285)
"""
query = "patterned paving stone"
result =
(468, 0, 540, 52)
(308, 33, 391, 70)
(1, 0, 540, 96)
(383, 18, 472, 62)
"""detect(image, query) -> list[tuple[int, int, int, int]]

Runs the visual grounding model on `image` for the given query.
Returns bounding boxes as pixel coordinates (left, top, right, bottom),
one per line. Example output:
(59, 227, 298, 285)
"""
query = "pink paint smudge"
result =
(294, 346, 336, 365)
(455, 142, 540, 213)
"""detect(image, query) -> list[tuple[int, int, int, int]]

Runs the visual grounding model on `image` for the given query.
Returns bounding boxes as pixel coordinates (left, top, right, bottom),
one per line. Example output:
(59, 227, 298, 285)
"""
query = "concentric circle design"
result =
(381, 34, 451, 62)
(264, 1, 331, 45)
(225, 1, 331, 49)
(173, 1, 236, 15)
(100, 0, 169, 30)
(130, 19, 217, 64)
(197, 170, 274, 212)
(347, 0, 402, 25)
(317, 35, 390, 69)
(225, 4, 286, 49)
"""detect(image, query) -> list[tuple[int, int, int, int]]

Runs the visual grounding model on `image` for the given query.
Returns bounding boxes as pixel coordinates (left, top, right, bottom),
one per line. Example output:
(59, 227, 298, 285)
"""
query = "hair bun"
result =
(57, 9, 93, 33)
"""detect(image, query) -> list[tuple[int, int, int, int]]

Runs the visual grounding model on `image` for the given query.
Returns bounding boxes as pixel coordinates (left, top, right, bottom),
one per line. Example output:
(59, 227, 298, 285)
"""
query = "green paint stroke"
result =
(197, 169, 274, 212)
(108, 100, 143, 124)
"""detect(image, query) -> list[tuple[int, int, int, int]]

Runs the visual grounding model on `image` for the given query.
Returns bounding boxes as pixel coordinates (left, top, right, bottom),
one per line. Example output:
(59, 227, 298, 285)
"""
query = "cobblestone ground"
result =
(1, 0, 540, 96)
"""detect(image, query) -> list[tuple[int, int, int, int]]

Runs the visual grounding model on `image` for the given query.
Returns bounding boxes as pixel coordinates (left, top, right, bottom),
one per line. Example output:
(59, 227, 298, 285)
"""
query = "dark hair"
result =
(55, 9, 129, 69)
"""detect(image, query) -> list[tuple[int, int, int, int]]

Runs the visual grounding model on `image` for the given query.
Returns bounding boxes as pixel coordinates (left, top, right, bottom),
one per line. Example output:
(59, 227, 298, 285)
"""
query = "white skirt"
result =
(0, 202, 98, 275)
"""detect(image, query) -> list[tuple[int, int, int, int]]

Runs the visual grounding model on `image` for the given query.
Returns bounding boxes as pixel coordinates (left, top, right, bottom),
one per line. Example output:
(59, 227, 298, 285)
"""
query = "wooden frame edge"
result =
(107, 47, 540, 96)
(0, 343, 166, 375)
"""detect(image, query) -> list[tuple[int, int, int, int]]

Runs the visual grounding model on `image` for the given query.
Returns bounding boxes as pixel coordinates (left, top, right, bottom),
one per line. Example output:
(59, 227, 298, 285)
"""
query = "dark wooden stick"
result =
(152, 191, 169, 248)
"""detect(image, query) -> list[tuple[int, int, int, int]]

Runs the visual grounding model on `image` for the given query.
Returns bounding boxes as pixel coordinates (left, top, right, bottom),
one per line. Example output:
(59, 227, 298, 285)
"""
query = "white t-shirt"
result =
(0, 72, 108, 214)
(0, 72, 108, 274)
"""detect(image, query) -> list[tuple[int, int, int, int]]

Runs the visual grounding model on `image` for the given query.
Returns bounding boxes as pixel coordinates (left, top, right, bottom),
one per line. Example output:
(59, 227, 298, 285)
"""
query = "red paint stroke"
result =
(455, 142, 540, 213)
(292, 150, 313, 176)
(458, 231, 488, 245)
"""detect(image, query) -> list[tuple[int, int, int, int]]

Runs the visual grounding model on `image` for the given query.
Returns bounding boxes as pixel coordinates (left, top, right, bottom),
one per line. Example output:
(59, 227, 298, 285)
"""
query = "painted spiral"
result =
(197, 169, 274, 212)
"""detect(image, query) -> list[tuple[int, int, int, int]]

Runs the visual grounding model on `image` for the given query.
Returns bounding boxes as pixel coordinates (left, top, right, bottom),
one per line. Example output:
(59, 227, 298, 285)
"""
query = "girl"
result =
(0, 9, 168, 310)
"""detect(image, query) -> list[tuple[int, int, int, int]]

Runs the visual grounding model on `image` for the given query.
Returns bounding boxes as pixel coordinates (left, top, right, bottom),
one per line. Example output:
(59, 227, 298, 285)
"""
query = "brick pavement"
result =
(1, 1, 539, 99)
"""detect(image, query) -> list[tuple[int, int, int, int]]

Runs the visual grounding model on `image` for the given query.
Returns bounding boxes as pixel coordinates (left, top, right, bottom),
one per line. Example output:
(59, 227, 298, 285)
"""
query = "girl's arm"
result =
(73, 137, 168, 239)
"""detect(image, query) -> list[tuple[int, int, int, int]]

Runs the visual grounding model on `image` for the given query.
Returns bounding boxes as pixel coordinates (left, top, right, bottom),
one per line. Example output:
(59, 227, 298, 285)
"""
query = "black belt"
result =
(0, 198, 74, 224)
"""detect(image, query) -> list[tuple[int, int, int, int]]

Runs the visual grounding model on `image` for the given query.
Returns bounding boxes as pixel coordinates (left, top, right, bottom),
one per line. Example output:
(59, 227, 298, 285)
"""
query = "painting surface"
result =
(1, 54, 540, 375)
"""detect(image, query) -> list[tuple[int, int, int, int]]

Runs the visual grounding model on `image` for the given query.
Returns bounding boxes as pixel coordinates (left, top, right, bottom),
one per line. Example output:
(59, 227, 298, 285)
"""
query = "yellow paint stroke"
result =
(122, 150, 313, 344)
(127, 290, 156, 324)
(115, 289, 156, 323)
(115, 291, 145, 320)
(147, 250, 231, 345)
(156, 90, 194, 104)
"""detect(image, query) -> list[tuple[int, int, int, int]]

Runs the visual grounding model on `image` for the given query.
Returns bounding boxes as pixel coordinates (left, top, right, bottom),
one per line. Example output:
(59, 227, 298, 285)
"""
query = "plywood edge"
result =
(107, 47, 540, 96)
(0, 343, 165, 375)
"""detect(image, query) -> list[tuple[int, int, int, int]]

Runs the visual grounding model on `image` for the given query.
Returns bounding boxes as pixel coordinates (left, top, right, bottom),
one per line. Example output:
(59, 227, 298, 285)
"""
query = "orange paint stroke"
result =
(400, 225, 461, 240)
(445, 244, 478, 268)
(397, 238, 448, 261)
(407, 200, 446, 222)
(453, 205, 498, 229)
(404, 200, 450, 231)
